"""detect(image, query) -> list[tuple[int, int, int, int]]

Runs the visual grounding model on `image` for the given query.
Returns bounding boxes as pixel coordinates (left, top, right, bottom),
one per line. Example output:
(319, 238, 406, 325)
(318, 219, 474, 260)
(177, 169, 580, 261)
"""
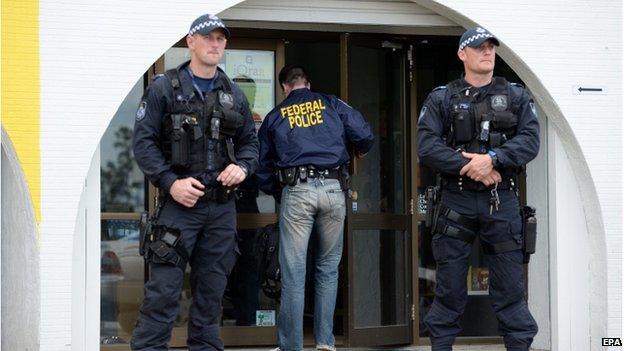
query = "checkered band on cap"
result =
(459, 32, 495, 50)
(189, 19, 226, 35)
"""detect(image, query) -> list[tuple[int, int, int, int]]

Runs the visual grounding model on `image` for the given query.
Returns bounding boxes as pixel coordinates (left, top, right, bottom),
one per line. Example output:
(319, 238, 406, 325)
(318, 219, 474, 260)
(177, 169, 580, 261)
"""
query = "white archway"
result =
(1, 127, 40, 350)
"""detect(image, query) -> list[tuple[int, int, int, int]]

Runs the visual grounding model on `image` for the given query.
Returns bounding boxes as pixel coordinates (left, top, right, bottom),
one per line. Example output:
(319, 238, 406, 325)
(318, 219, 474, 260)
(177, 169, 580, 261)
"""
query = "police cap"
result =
(278, 65, 309, 86)
(458, 27, 499, 51)
(189, 14, 230, 39)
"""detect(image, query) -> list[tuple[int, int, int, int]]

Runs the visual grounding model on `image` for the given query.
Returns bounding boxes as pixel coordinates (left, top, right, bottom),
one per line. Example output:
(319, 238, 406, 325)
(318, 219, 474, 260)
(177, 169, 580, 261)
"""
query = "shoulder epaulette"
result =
(336, 97, 352, 108)
(164, 69, 180, 89)
(432, 85, 447, 92)
(151, 73, 165, 82)
(510, 82, 524, 88)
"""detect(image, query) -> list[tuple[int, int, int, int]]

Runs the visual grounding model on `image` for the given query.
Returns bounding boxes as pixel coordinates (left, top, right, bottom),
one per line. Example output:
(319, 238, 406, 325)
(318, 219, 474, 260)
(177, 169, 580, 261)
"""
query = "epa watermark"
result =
(602, 338, 622, 346)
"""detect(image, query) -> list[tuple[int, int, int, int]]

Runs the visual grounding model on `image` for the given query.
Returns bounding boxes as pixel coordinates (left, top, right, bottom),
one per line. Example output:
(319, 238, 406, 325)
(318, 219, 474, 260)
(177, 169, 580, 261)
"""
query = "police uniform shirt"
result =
(191, 73, 215, 93)
(416, 79, 540, 176)
(256, 88, 374, 194)
(133, 61, 259, 192)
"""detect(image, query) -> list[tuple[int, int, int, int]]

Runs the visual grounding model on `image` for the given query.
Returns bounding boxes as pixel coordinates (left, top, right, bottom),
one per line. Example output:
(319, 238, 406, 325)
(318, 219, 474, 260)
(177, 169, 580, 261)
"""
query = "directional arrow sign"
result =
(573, 85, 607, 95)
(578, 87, 602, 92)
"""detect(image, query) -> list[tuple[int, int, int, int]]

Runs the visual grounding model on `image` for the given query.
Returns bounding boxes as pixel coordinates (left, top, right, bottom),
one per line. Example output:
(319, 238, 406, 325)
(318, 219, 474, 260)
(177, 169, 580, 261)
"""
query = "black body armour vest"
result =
(161, 68, 244, 180)
(446, 77, 518, 154)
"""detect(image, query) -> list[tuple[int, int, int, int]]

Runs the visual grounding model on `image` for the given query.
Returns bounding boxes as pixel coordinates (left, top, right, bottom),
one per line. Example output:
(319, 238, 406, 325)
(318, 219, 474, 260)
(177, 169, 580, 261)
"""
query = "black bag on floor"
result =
(255, 222, 281, 300)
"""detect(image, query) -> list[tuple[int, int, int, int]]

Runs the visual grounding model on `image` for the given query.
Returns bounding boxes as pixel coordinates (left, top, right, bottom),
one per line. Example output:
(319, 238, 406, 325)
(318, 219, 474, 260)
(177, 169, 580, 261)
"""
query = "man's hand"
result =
(217, 164, 247, 187)
(480, 169, 502, 187)
(460, 152, 494, 182)
(170, 177, 205, 208)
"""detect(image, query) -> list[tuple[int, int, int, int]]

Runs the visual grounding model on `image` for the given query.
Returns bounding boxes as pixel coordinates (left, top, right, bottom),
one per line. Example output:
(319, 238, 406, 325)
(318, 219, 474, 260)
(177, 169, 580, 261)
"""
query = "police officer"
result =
(417, 27, 539, 351)
(131, 14, 259, 351)
(257, 65, 374, 351)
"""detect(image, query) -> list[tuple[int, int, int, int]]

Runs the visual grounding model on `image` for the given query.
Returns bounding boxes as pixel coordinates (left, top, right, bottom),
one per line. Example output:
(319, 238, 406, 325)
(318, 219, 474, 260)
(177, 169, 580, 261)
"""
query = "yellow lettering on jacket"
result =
(281, 99, 326, 129)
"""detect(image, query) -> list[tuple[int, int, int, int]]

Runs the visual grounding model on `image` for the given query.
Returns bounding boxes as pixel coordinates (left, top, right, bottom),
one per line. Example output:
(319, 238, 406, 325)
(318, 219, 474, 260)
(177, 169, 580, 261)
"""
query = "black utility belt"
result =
(165, 186, 234, 204)
(441, 176, 517, 192)
(278, 165, 343, 187)
(200, 186, 236, 203)
(235, 188, 259, 199)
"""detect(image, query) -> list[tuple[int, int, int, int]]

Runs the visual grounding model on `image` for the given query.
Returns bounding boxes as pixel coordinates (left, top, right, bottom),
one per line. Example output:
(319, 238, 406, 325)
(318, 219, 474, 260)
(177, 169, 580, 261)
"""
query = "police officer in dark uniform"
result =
(131, 14, 258, 351)
(417, 27, 539, 351)
(257, 65, 374, 351)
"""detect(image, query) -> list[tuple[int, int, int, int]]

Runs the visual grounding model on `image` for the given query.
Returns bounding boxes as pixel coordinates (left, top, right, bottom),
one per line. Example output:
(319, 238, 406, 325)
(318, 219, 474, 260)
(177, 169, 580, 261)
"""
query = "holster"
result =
(338, 164, 350, 190)
(424, 186, 440, 228)
(139, 194, 166, 257)
(522, 206, 537, 263)
(278, 167, 299, 186)
(138, 211, 152, 257)
(148, 225, 188, 270)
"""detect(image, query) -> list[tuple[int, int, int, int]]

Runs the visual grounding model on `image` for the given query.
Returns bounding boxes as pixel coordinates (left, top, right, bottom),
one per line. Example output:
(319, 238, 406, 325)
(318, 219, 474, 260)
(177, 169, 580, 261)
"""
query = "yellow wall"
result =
(1, 0, 40, 223)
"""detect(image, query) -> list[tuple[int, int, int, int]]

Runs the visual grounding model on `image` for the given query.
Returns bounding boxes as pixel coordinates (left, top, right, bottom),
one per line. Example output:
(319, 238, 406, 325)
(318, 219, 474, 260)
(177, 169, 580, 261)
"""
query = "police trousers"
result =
(424, 189, 538, 351)
(131, 198, 238, 351)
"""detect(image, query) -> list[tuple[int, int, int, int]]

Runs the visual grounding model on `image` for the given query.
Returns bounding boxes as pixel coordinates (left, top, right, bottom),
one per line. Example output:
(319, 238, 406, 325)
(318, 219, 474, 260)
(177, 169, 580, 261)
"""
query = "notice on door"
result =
(256, 310, 276, 326)
(220, 50, 275, 131)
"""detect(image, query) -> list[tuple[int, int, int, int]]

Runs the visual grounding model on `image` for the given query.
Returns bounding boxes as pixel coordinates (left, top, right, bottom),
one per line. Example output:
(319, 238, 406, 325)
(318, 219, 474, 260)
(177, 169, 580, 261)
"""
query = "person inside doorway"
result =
(256, 65, 374, 351)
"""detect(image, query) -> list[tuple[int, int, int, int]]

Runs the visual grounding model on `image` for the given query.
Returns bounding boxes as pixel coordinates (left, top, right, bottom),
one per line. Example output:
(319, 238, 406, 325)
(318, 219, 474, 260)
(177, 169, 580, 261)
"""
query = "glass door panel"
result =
(346, 35, 412, 347)
(352, 229, 408, 328)
(100, 76, 147, 350)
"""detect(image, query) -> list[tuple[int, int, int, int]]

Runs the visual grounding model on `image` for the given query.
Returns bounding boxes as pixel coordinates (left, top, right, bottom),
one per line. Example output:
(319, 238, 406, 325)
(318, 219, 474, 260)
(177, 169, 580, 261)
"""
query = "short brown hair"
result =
(278, 65, 309, 86)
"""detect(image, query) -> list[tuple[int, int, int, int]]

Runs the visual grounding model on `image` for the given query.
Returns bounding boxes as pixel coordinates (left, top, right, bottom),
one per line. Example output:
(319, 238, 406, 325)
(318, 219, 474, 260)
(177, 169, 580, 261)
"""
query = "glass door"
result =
(344, 34, 413, 347)
(100, 76, 148, 350)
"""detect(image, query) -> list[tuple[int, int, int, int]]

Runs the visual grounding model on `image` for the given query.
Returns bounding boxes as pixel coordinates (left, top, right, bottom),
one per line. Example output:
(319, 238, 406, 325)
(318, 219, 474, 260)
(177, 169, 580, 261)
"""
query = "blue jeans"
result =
(277, 179, 346, 351)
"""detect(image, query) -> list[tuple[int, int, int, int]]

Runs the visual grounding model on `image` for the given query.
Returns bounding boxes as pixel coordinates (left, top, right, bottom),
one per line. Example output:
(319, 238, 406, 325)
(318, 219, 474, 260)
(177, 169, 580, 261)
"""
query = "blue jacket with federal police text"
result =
(257, 88, 374, 194)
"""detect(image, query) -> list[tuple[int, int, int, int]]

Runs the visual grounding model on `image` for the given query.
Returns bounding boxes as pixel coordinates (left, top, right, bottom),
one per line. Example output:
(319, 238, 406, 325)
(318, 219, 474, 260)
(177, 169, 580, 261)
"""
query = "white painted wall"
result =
(1, 129, 40, 351)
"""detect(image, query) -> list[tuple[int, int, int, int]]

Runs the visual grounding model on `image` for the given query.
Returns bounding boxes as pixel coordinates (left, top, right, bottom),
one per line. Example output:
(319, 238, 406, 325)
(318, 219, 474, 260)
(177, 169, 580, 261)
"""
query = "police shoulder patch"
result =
(490, 94, 508, 111)
(219, 91, 234, 109)
(135, 101, 147, 121)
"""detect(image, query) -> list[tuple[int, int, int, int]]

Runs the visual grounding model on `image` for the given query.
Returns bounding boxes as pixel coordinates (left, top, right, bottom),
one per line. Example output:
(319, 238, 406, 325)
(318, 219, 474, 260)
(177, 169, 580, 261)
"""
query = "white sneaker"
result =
(270, 348, 280, 351)
(317, 345, 337, 351)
